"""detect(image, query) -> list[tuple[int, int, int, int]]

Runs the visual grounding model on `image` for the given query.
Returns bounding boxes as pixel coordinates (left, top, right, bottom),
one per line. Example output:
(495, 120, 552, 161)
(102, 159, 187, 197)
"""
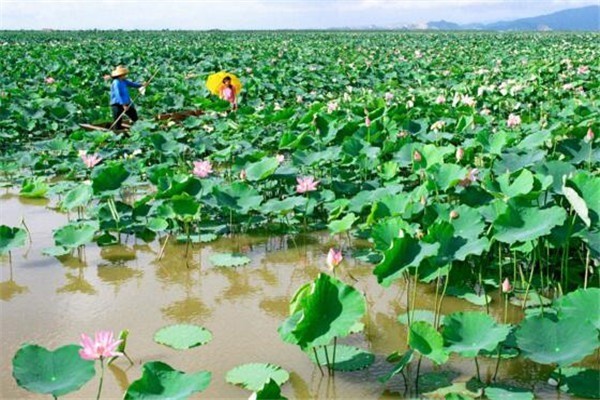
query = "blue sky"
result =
(1, 0, 598, 30)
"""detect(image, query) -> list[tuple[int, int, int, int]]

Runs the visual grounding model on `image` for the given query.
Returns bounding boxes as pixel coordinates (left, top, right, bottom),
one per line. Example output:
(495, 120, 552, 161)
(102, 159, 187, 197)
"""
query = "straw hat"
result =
(111, 65, 129, 78)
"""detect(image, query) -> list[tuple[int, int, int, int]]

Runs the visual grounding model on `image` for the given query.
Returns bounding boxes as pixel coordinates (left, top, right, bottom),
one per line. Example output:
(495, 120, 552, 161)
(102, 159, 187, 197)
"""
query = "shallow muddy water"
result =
(0, 190, 591, 399)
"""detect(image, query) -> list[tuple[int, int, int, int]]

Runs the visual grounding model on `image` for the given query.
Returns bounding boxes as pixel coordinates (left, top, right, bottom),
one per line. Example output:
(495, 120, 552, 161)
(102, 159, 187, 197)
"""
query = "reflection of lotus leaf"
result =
(161, 297, 212, 323)
(0, 280, 29, 301)
(307, 345, 375, 371)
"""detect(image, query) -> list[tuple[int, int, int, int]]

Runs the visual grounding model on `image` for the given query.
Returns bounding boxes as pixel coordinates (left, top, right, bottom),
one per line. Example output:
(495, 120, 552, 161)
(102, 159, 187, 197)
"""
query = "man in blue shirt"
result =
(110, 65, 146, 130)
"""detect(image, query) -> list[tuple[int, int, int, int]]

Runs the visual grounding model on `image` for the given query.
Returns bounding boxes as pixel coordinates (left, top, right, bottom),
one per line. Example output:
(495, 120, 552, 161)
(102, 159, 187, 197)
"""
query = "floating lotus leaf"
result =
(0, 225, 27, 255)
(225, 363, 289, 392)
(373, 235, 439, 287)
(307, 345, 374, 371)
(278, 273, 366, 349)
(154, 324, 213, 350)
(409, 321, 449, 365)
(252, 379, 287, 400)
(550, 367, 600, 399)
(20, 178, 49, 198)
(209, 253, 251, 267)
(124, 361, 211, 399)
(515, 314, 599, 367)
(485, 384, 534, 400)
(12, 344, 95, 397)
(442, 311, 510, 357)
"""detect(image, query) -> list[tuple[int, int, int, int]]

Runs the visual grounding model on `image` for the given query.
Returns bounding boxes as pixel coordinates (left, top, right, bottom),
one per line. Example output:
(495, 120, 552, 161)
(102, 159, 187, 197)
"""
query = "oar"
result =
(108, 68, 160, 131)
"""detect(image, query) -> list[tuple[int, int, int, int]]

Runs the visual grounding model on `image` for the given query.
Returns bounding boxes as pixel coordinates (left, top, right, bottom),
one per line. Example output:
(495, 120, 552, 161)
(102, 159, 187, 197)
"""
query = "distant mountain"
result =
(350, 6, 600, 31)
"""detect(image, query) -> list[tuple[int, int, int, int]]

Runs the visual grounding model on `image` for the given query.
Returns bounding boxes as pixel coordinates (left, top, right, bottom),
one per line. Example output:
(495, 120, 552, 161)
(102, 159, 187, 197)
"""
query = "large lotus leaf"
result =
(447, 205, 485, 239)
(554, 288, 600, 330)
(307, 345, 375, 371)
(493, 204, 567, 244)
(147, 217, 169, 232)
(373, 235, 439, 287)
(0, 225, 27, 255)
(428, 163, 467, 192)
(12, 344, 95, 397)
(60, 185, 93, 211)
(442, 311, 510, 357)
(515, 315, 599, 367)
(245, 157, 279, 181)
(53, 221, 98, 249)
(124, 361, 211, 399)
(20, 178, 49, 198)
(370, 217, 417, 251)
(225, 363, 289, 391)
(563, 185, 591, 227)
(493, 150, 546, 175)
(252, 379, 287, 400)
(409, 321, 449, 365)
(379, 349, 414, 383)
(496, 169, 534, 198)
(551, 367, 600, 399)
(170, 194, 199, 218)
(92, 162, 129, 194)
(212, 182, 263, 214)
(209, 253, 251, 267)
(154, 324, 213, 350)
(485, 385, 534, 400)
(279, 273, 365, 349)
(577, 228, 600, 259)
(155, 175, 202, 200)
(533, 160, 576, 194)
(570, 173, 600, 227)
(328, 213, 358, 235)
(423, 221, 488, 268)
(261, 196, 305, 215)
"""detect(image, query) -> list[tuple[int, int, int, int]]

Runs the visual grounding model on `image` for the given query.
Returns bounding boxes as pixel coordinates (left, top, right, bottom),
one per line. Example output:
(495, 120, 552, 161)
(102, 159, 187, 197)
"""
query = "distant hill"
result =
(348, 6, 600, 31)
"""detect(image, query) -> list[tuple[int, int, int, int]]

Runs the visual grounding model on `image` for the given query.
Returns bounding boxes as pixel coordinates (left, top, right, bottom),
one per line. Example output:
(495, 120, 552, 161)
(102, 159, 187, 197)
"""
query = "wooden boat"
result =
(79, 109, 203, 131)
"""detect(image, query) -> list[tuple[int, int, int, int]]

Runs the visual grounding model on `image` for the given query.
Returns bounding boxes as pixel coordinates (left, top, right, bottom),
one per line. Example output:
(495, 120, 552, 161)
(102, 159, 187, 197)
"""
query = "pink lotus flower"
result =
(275, 154, 285, 164)
(80, 152, 102, 168)
(577, 65, 589, 74)
(326, 248, 343, 270)
(193, 160, 213, 178)
(507, 114, 521, 128)
(327, 101, 339, 113)
(585, 128, 594, 143)
(296, 176, 319, 194)
(502, 278, 512, 293)
(384, 92, 394, 102)
(435, 95, 446, 105)
(79, 331, 122, 361)
(44, 77, 55, 84)
(459, 168, 479, 187)
(413, 151, 422, 162)
(456, 147, 464, 161)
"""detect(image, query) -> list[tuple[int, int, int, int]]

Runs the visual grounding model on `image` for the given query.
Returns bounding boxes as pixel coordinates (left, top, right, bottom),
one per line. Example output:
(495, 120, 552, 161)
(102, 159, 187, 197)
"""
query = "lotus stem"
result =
(332, 337, 337, 377)
(323, 345, 332, 375)
(474, 356, 481, 382)
(158, 234, 170, 260)
(312, 347, 324, 376)
(415, 355, 423, 394)
(435, 271, 450, 329)
(96, 357, 105, 400)
(584, 249, 590, 289)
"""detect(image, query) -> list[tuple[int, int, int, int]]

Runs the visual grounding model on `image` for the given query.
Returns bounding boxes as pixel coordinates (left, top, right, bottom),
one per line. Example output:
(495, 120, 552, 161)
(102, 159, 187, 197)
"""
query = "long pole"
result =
(108, 68, 160, 131)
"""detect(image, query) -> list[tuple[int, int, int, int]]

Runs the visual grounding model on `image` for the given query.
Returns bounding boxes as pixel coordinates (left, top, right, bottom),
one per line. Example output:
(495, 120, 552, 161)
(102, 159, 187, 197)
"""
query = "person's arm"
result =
(124, 79, 143, 89)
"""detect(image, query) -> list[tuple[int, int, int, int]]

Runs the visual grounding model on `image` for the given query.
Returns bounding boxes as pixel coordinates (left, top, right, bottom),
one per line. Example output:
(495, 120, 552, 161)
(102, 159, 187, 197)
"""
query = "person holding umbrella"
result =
(109, 65, 146, 130)
(206, 71, 242, 111)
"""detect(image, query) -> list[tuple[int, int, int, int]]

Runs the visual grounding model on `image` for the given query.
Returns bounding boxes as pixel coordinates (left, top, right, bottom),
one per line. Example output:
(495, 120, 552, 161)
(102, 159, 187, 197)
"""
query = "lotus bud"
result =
(413, 151, 422, 162)
(415, 229, 424, 240)
(449, 210, 459, 219)
(456, 147, 464, 161)
(585, 128, 594, 143)
(398, 229, 405, 238)
(239, 169, 247, 180)
(420, 196, 426, 205)
(502, 278, 512, 293)
(397, 131, 408, 138)
(326, 248, 343, 270)
(365, 116, 371, 127)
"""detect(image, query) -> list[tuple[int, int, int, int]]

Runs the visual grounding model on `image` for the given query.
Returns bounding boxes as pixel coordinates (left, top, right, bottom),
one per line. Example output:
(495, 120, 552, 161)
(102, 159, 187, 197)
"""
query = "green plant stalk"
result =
(323, 345, 332, 375)
(434, 269, 450, 329)
(96, 357, 105, 400)
(415, 355, 423, 395)
(312, 347, 324, 376)
(474, 356, 481, 382)
(584, 249, 590, 289)
(522, 254, 537, 310)
(332, 337, 337, 377)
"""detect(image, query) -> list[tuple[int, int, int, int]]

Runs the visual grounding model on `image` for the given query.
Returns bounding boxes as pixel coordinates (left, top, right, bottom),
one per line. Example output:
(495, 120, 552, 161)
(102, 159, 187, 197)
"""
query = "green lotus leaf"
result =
(442, 311, 510, 357)
(147, 217, 169, 232)
(307, 345, 375, 371)
(419, 371, 458, 395)
(569, 172, 600, 226)
(213, 182, 263, 214)
(20, 178, 49, 198)
(252, 379, 288, 400)
(245, 157, 279, 181)
(154, 324, 213, 350)
(171, 194, 199, 218)
(409, 321, 449, 365)
(379, 349, 413, 383)
(563, 185, 591, 227)
(485, 384, 534, 400)
(515, 314, 599, 367)
(374, 235, 439, 287)
(554, 288, 600, 330)
(0, 225, 27, 255)
(370, 217, 417, 251)
(12, 344, 95, 397)
(497, 169, 534, 198)
(423, 382, 481, 399)
(53, 221, 98, 249)
(550, 367, 600, 399)
(328, 213, 358, 235)
(209, 253, 251, 267)
(60, 185, 92, 211)
(533, 160, 576, 194)
(278, 273, 366, 349)
(262, 196, 306, 215)
(225, 363, 289, 392)
(493, 204, 567, 244)
(42, 246, 71, 257)
(124, 361, 211, 399)
(428, 163, 467, 192)
(92, 162, 129, 195)
(176, 233, 218, 243)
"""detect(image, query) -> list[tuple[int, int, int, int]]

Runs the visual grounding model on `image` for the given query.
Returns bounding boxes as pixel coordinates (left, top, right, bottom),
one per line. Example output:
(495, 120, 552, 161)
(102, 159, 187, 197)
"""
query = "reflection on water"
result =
(0, 191, 594, 399)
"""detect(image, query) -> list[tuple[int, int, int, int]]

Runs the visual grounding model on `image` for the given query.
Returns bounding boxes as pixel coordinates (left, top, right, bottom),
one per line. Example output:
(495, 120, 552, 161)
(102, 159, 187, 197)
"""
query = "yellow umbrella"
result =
(205, 71, 242, 96)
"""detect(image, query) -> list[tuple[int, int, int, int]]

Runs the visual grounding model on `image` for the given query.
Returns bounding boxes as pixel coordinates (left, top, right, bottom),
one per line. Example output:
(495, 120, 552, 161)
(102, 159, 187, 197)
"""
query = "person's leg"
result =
(125, 105, 139, 123)
(111, 104, 124, 130)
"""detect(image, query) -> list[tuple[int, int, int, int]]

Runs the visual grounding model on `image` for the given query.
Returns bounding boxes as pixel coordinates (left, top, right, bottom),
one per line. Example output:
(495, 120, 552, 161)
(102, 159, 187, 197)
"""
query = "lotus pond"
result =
(0, 31, 599, 399)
